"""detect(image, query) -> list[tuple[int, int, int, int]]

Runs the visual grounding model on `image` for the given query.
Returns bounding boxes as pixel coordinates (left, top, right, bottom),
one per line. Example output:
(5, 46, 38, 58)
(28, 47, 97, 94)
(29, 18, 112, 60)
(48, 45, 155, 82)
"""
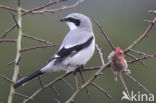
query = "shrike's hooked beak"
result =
(60, 18, 67, 22)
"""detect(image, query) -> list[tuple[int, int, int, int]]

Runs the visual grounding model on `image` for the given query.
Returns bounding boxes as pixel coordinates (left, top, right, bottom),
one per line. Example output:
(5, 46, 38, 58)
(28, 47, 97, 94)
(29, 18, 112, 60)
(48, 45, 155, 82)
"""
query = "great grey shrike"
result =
(14, 13, 95, 88)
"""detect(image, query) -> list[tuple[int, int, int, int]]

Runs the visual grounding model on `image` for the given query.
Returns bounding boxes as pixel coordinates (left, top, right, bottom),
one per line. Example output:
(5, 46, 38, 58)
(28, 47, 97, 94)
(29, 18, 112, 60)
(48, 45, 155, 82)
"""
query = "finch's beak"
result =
(60, 18, 67, 22)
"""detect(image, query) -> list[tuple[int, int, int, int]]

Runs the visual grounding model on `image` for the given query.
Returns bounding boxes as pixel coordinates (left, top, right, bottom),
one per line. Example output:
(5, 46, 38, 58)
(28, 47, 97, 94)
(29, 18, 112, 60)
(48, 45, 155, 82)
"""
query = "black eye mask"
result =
(65, 17, 81, 26)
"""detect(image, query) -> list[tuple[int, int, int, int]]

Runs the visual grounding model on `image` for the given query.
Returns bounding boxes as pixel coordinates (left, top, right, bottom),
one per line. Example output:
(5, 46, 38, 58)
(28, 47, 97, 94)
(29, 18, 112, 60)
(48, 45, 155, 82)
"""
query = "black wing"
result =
(57, 36, 93, 58)
(48, 36, 93, 63)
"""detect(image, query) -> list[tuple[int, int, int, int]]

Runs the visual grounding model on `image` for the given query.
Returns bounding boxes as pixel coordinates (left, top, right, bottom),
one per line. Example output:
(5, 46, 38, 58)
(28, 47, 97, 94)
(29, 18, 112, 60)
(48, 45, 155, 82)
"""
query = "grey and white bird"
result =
(14, 13, 95, 88)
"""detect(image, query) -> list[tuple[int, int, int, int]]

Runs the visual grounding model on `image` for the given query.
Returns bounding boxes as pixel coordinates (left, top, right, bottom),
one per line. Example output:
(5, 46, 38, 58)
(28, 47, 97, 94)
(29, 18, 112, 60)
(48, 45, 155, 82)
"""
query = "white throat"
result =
(67, 22, 77, 30)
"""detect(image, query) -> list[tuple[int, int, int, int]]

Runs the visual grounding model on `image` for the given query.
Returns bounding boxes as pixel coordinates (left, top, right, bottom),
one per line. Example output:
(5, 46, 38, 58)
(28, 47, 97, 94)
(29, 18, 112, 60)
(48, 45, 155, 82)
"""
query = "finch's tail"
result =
(13, 70, 44, 89)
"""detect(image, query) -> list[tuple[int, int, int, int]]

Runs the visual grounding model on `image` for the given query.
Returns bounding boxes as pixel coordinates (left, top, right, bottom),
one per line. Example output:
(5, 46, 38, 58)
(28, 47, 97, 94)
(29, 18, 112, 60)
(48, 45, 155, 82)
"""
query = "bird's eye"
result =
(66, 17, 81, 26)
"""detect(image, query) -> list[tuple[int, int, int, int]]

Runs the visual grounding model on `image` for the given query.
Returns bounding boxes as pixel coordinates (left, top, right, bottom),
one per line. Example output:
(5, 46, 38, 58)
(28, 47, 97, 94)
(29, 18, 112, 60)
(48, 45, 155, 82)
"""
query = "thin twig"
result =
(119, 72, 130, 99)
(0, 74, 13, 84)
(8, 60, 15, 65)
(93, 18, 115, 51)
(124, 72, 152, 94)
(91, 82, 113, 101)
(20, 44, 58, 52)
(31, 0, 84, 14)
(65, 62, 110, 103)
(50, 85, 62, 102)
(79, 66, 102, 72)
(37, 76, 44, 88)
(79, 71, 90, 96)
(0, 5, 18, 12)
(96, 44, 105, 65)
(73, 72, 79, 89)
(128, 54, 156, 64)
(23, 72, 72, 103)
(129, 49, 151, 56)
(126, 53, 145, 65)
(14, 92, 29, 99)
(18, 73, 22, 79)
(124, 17, 156, 53)
(22, 0, 67, 15)
(0, 24, 17, 39)
(10, 12, 19, 28)
(0, 39, 16, 42)
(23, 33, 57, 45)
(62, 78, 75, 91)
(54, 98, 61, 103)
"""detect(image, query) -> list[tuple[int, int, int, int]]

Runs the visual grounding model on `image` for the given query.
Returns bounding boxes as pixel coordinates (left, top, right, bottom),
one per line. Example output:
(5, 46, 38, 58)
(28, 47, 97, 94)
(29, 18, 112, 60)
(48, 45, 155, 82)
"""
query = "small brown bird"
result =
(108, 47, 130, 81)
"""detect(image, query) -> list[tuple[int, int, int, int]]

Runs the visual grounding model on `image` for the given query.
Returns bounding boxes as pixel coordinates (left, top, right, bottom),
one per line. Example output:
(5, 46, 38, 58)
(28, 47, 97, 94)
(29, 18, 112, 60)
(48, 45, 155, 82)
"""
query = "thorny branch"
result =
(14, 92, 29, 99)
(0, 0, 84, 38)
(23, 33, 58, 45)
(0, 74, 13, 84)
(30, 0, 84, 14)
(7, 1, 22, 103)
(123, 71, 152, 94)
(65, 15, 156, 102)
(126, 53, 145, 65)
(0, 0, 84, 103)
(20, 44, 58, 52)
(0, 39, 16, 42)
(0, 0, 156, 103)
(93, 18, 115, 51)
(91, 82, 113, 101)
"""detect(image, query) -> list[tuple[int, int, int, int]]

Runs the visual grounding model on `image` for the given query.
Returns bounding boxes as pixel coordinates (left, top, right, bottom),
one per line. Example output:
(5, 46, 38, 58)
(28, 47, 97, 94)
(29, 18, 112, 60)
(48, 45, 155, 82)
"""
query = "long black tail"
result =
(13, 70, 44, 89)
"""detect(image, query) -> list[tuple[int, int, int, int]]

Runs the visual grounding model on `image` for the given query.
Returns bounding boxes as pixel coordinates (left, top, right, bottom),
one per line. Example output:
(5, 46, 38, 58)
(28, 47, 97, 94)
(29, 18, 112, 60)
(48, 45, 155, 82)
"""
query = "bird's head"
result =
(115, 47, 124, 56)
(60, 13, 92, 31)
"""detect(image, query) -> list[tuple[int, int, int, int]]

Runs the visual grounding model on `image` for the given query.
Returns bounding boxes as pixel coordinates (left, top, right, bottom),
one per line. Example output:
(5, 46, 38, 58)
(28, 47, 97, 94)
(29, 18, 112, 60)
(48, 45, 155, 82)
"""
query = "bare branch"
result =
(129, 49, 151, 56)
(10, 12, 19, 28)
(119, 72, 130, 99)
(22, 0, 67, 15)
(79, 71, 90, 96)
(128, 54, 156, 64)
(66, 15, 156, 103)
(79, 66, 101, 72)
(0, 74, 13, 84)
(0, 39, 16, 42)
(96, 44, 105, 65)
(20, 44, 58, 52)
(23, 72, 71, 103)
(62, 78, 75, 91)
(0, 24, 17, 39)
(124, 72, 152, 94)
(93, 18, 115, 51)
(50, 85, 62, 102)
(14, 92, 29, 99)
(0, 5, 17, 12)
(126, 53, 145, 65)
(0, 0, 84, 38)
(23, 33, 58, 45)
(8, 6, 23, 103)
(18, 73, 22, 79)
(37, 76, 44, 88)
(65, 62, 109, 103)
(18, 0, 21, 7)
(8, 60, 15, 65)
(91, 82, 113, 101)
(73, 72, 79, 89)
(31, 0, 84, 14)
(124, 16, 156, 53)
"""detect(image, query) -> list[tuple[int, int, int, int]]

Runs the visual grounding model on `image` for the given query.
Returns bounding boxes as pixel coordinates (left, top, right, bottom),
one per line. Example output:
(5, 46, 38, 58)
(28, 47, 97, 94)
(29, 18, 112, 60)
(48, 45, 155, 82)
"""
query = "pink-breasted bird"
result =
(108, 47, 130, 81)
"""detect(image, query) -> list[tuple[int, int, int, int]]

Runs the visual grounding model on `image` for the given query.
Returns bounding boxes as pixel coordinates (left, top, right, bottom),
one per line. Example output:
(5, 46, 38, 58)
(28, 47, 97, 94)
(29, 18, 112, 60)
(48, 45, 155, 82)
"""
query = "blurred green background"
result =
(0, 0, 156, 103)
